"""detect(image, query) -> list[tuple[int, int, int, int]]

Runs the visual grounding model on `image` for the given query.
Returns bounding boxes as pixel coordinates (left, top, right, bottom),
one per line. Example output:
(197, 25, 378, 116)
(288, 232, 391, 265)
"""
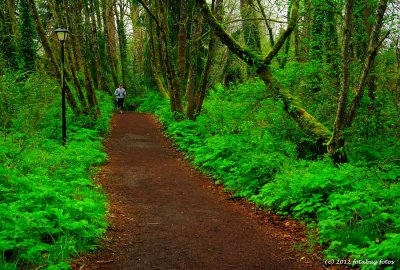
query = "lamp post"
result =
(55, 28, 69, 145)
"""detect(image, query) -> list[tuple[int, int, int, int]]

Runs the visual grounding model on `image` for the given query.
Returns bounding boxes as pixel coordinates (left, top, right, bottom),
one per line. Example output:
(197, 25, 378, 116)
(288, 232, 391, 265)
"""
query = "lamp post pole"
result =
(55, 28, 69, 145)
(61, 40, 66, 145)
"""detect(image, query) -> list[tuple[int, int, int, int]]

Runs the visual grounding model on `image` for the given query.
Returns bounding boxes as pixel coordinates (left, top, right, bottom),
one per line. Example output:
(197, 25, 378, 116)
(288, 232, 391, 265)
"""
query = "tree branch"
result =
(137, 0, 162, 31)
(346, 0, 389, 127)
(197, 0, 266, 70)
(263, 0, 299, 65)
(224, 17, 286, 25)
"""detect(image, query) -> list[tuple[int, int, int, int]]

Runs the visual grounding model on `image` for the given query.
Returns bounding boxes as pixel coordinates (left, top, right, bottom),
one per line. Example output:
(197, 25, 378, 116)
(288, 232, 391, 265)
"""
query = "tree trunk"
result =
(28, 0, 81, 115)
(195, 0, 223, 115)
(88, 0, 110, 94)
(115, 0, 128, 87)
(185, 5, 203, 120)
(327, 0, 354, 162)
(256, 0, 274, 47)
(278, 2, 292, 69)
(177, 0, 188, 92)
(70, 0, 100, 117)
(102, 0, 119, 87)
(346, 0, 388, 127)
(327, 0, 388, 161)
(50, 0, 88, 112)
(147, 5, 169, 98)
(159, 0, 183, 114)
(6, 0, 18, 37)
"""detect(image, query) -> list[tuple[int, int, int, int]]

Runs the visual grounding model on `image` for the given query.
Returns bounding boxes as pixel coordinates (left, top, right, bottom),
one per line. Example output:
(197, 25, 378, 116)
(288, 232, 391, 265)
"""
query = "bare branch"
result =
(224, 17, 286, 25)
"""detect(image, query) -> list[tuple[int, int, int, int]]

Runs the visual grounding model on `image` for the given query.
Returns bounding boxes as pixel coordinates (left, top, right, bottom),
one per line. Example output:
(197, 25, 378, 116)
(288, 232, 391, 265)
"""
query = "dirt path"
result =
(73, 112, 323, 270)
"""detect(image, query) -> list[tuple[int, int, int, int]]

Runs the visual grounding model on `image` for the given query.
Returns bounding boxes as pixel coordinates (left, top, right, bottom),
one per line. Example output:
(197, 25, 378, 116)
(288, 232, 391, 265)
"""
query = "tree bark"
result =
(159, 0, 184, 114)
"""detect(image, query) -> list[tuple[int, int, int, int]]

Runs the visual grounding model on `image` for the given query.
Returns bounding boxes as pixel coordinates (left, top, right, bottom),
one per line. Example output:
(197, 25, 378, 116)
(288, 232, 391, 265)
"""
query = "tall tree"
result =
(327, 0, 389, 161)
(19, 0, 36, 72)
(0, 0, 18, 69)
(195, 0, 224, 116)
(115, 0, 128, 87)
(101, 0, 119, 87)
(70, 0, 100, 116)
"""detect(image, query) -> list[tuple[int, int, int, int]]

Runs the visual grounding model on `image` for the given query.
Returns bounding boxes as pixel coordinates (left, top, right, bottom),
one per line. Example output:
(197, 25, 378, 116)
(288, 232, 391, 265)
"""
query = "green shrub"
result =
(0, 73, 111, 269)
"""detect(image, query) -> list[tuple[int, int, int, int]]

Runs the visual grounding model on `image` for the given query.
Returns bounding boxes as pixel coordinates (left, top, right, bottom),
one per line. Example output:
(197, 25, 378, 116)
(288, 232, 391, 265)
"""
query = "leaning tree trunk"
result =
(198, 0, 332, 147)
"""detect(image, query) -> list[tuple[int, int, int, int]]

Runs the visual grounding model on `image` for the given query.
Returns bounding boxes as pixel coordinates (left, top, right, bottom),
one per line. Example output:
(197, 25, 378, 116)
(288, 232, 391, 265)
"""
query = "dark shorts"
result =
(116, 98, 124, 109)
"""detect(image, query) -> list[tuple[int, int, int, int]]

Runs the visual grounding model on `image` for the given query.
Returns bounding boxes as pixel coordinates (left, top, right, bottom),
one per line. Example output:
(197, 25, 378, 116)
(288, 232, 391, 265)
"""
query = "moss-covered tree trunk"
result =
(51, 0, 88, 112)
(70, 0, 100, 117)
(195, 0, 223, 115)
(185, 4, 203, 120)
(101, 0, 119, 87)
(198, 0, 332, 149)
(115, 0, 128, 87)
(28, 0, 81, 115)
(1, 0, 18, 69)
(146, 5, 169, 98)
(87, 0, 110, 94)
(326, 0, 354, 162)
(19, 0, 36, 72)
(328, 0, 388, 161)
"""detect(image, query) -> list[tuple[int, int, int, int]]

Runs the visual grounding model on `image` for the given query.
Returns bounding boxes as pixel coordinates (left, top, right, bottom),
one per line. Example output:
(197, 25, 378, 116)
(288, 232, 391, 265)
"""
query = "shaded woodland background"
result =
(0, 0, 399, 269)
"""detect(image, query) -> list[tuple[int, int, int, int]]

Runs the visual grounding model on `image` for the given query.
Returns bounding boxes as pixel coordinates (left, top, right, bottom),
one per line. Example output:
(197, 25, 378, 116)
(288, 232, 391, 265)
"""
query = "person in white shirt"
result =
(114, 85, 126, 113)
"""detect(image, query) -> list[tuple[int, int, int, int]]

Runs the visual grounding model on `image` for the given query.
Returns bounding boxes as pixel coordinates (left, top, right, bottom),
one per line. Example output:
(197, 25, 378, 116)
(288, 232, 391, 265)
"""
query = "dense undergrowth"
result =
(0, 72, 113, 269)
(137, 80, 399, 269)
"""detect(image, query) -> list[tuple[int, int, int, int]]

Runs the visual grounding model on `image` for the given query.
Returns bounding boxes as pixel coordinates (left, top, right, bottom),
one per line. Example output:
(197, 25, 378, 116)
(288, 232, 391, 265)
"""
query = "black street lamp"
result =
(55, 28, 69, 145)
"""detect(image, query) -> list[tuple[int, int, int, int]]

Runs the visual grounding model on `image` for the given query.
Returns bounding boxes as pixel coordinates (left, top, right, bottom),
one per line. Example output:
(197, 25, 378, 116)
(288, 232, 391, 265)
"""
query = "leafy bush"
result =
(0, 72, 111, 269)
(136, 91, 167, 113)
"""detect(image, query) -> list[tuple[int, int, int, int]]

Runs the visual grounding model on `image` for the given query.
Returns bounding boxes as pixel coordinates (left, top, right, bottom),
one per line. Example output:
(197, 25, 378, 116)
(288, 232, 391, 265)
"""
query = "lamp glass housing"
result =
(55, 28, 69, 42)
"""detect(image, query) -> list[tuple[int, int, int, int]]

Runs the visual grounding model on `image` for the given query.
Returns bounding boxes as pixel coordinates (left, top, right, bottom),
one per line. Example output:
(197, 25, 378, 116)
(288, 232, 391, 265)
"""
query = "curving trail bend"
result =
(73, 112, 322, 270)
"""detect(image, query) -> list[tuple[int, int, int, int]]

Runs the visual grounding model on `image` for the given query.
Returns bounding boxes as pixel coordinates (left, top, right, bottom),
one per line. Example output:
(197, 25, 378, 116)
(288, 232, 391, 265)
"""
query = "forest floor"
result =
(72, 112, 328, 270)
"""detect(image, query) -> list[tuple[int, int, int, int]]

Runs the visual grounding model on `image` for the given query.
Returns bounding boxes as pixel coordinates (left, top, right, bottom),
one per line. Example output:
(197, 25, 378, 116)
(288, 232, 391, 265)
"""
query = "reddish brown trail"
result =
(73, 112, 323, 270)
